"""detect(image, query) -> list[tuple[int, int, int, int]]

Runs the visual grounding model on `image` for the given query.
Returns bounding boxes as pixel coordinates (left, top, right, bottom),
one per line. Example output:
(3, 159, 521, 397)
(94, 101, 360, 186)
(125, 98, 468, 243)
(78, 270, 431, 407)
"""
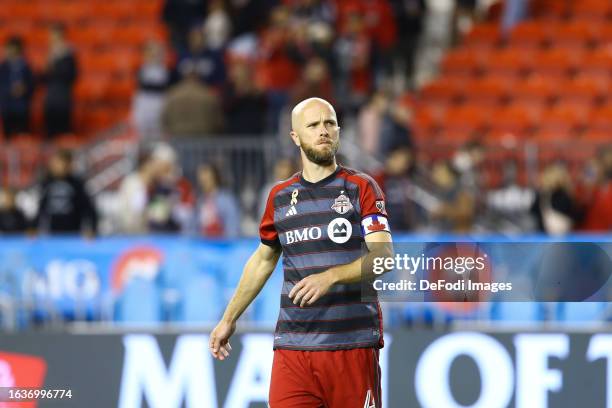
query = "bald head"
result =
(291, 97, 337, 131)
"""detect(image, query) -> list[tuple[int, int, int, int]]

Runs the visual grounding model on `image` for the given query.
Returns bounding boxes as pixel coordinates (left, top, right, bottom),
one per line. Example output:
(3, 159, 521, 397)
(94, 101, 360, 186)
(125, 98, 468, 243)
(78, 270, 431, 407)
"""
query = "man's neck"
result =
(301, 159, 338, 184)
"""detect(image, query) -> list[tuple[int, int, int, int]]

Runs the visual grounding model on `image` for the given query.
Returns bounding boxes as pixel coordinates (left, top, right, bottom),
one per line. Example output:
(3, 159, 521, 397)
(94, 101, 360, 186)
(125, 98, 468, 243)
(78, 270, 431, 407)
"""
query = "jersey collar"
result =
(299, 165, 342, 188)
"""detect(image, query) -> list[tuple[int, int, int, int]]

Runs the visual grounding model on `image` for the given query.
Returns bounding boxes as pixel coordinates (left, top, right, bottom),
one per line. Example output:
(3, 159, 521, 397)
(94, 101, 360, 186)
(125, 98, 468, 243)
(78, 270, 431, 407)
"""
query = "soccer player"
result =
(210, 97, 393, 407)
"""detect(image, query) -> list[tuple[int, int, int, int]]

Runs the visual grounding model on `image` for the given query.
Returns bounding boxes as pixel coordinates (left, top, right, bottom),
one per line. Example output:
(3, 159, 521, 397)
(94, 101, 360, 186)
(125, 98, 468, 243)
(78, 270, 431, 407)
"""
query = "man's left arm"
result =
(289, 230, 393, 307)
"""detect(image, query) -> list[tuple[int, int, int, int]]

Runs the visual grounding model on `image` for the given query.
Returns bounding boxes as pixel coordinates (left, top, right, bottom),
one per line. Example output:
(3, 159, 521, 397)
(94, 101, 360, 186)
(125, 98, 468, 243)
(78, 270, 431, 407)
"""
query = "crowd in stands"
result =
(0, 139, 610, 236)
(0, 0, 610, 237)
(0, 24, 77, 139)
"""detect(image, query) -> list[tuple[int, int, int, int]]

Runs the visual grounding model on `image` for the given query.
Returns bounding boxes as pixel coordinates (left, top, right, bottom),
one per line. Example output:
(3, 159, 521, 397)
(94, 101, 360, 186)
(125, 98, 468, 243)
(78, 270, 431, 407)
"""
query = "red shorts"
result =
(269, 348, 382, 408)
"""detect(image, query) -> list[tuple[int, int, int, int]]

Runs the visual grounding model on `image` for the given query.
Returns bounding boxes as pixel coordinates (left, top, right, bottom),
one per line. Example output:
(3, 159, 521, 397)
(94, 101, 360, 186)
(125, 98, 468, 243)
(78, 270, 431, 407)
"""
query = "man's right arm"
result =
(209, 243, 281, 360)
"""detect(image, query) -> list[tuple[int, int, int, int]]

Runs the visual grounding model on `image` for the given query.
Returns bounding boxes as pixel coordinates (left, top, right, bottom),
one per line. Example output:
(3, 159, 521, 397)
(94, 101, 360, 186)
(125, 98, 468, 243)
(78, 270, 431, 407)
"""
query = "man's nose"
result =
(319, 124, 329, 136)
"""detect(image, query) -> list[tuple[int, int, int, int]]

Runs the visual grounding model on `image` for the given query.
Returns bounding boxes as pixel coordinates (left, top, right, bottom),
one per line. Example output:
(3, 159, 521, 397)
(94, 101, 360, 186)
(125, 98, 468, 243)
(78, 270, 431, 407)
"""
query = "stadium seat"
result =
(420, 77, 464, 104)
(532, 48, 583, 76)
(440, 49, 483, 77)
(463, 23, 502, 49)
(511, 74, 558, 105)
(570, 0, 612, 20)
(541, 102, 590, 133)
(581, 129, 610, 141)
(581, 48, 612, 76)
(463, 76, 512, 105)
(589, 105, 612, 132)
(560, 74, 609, 104)
(440, 105, 490, 141)
(490, 104, 541, 138)
(482, 47, 534, 76)
(508, 21, 550, 48)
(552, 20, 600, 47)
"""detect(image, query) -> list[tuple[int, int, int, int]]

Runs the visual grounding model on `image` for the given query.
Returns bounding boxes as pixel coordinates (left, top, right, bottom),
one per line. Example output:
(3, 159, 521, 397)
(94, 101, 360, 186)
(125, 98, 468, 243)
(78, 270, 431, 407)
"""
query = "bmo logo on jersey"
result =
(285, 227, 322, 244)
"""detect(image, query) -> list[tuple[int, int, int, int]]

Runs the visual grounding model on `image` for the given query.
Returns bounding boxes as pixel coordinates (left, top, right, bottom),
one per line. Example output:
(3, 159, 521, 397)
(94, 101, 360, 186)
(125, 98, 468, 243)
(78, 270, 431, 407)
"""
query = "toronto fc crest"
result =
(331, 191, 353, 214)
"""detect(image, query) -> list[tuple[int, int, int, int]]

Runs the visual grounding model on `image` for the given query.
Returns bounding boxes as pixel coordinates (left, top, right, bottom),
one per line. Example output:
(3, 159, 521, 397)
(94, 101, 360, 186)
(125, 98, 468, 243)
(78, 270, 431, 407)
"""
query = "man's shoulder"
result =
(339, 166, 379, 188)
(267, 172, 301, 199)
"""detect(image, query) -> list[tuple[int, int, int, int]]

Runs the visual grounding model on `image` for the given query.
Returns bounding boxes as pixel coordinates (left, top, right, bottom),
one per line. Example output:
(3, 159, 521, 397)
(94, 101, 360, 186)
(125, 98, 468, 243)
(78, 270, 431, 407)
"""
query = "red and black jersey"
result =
(260, 165, 391, 350)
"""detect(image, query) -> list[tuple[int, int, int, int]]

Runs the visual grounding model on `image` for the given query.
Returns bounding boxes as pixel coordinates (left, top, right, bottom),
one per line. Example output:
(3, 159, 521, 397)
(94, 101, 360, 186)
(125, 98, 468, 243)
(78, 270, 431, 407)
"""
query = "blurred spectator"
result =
(35, 150, 97, 236)
(290, 57, 333, 106)
(292, 0, 335, 25)
(375, 144, 423, 231)
(131, 42, 170, 141)
(257, 6, 301, 132)
(581, 146, 612, 231)
(334, 11, 374, 112)
(195, 163, 240, 237)
(452, 140, 485, 192)
(115, 151, 159, 234)
(390, 0, 426, 85)
(222, 60, 267, 135)
(379, 99, 414, 157)
(258, 157, 297, 217)
(0, 187, 28, 233)
(162, 70, 224, 136)
(358, 90, 389, 156)
(146, 144, 195, 233)
(530, 162, 578, 235)
(203, 0, 232, 50)
(176, 26, 226, 88)
(162, 0, 207, 51)
(452, 0, 478, 45)
(0, 37, 34, 137)
(430, 160, 476, 233)
(486, 161, 535, 232)
(42, 24, 77, 138)
(502, 0, 530, 34)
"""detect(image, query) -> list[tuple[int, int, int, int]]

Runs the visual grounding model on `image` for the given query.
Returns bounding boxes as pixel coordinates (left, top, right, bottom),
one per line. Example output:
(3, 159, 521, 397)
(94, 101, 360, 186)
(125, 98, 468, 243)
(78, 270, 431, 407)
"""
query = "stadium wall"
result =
(0, 329, 611, 407)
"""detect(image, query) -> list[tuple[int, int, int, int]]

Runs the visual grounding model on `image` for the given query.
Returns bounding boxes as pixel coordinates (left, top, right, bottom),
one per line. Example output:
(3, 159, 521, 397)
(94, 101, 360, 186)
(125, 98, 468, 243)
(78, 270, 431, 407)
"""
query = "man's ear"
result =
(290, 131, 300, 147)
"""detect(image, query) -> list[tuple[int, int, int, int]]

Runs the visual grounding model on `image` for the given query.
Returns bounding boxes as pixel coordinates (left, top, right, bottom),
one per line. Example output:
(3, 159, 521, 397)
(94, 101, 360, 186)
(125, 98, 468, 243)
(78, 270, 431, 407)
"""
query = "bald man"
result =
(210, 98, 393, 407)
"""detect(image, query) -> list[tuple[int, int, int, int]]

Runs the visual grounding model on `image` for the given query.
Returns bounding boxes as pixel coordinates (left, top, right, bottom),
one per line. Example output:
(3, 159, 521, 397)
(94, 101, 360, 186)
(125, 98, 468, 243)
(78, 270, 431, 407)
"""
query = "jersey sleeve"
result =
(358, 175, 391, 236)
(259, 187, 280, 247)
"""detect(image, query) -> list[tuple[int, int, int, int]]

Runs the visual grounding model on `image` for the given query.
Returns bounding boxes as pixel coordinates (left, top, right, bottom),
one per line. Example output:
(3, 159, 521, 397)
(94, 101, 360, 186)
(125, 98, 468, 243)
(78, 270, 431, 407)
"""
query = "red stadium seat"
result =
(581, 48, 612, 76)
(508, 21, 550, 48)
(531, 48, 583, 76)
(489, 105, 542, 138)
(440, 105, 490, 141)
(552, 20, 600, 47)
(581, 129, 610, 141)
(559, 74, 609, 104)
(463, 76, 513, 105)
(530, 0, 569, 19)
(463, 24, 502, 49)
(420, 77, 465, 104)
(511, 74, 558, 105)
(540, 102, 590, 135)
(570, 0, 612, 20)
(589, 105, 612, 132)
(440, 49, 484, 77)
(482, 47, 534, 76)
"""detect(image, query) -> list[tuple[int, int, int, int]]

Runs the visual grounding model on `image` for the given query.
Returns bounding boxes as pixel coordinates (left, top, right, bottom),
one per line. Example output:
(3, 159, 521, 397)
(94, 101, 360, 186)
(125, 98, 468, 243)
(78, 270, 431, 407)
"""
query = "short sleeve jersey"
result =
(260, 165, 391, 350)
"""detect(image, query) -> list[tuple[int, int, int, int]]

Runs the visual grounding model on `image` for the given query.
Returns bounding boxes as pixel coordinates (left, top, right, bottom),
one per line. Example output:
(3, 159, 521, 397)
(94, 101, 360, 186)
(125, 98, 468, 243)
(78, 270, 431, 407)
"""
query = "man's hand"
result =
(288, 271, 335, 307)
(209, 320, 236, 361)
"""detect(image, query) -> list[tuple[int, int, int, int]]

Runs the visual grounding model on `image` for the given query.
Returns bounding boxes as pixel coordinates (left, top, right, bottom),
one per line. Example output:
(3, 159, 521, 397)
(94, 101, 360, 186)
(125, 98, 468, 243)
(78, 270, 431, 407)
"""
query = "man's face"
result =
(293, 102, 340, 166)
